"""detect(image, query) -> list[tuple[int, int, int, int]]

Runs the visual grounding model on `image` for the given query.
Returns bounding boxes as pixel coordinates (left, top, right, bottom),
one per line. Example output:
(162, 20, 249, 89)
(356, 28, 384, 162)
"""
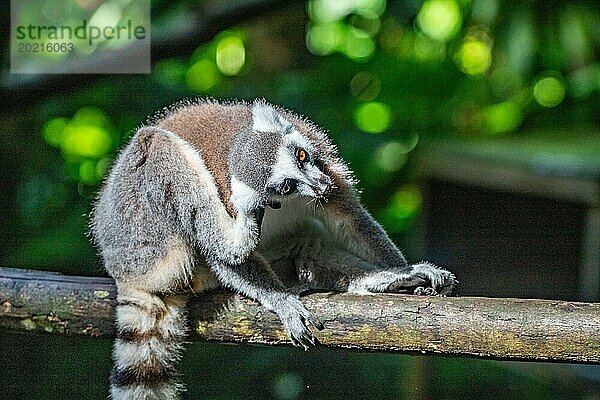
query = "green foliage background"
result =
(1, 0, 599, 398)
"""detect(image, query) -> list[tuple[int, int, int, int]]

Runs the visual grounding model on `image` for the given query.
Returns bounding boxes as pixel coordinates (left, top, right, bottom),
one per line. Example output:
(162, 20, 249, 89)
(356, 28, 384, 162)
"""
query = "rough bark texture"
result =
(1, 267, 599, 364)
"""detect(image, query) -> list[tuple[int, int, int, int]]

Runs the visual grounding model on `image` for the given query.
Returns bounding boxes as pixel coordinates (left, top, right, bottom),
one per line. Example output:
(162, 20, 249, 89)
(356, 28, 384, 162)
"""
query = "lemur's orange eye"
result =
(297, 149, 307, 163)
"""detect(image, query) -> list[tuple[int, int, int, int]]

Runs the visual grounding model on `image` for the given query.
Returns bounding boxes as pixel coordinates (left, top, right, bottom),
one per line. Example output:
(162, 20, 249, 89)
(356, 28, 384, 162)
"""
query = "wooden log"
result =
(1, 267, 599, 364)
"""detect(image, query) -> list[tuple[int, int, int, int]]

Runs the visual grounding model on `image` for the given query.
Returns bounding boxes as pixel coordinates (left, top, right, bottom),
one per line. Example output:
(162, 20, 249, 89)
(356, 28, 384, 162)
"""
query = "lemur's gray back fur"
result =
(92, 128, 172, 280)
(91, 98, 456, 400)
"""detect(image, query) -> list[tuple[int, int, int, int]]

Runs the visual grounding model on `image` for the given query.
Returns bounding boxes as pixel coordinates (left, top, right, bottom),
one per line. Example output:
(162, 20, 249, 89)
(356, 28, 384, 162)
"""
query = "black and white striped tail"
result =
(110, 291, 188, 400)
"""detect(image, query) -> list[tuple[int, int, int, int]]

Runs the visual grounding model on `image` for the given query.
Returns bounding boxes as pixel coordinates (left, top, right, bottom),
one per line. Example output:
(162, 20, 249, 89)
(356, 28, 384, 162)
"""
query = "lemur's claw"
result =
(274, 295, 321, 349)
(307, 315, 325, 331)
(414, 286, 438, 296)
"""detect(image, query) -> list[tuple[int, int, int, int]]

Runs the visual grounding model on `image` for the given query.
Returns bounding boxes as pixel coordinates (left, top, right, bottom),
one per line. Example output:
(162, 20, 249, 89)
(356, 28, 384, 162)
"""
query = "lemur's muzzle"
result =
(308, 173, 333, 198)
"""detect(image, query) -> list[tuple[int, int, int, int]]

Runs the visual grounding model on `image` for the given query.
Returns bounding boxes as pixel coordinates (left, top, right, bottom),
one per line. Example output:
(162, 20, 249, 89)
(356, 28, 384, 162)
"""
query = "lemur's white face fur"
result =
(252, 102, 332, 204)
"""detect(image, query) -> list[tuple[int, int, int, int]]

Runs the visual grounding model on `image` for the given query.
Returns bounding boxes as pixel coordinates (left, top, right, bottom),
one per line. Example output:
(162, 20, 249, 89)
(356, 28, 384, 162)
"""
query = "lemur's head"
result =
(230, 100, 333, 210)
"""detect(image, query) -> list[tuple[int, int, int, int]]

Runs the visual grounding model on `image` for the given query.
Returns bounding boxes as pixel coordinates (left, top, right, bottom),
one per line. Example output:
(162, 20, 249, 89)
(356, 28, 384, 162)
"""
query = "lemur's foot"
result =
(273, 294, 323, 349)
(387, 262, 456, 296)
(347, 262, 456, 296)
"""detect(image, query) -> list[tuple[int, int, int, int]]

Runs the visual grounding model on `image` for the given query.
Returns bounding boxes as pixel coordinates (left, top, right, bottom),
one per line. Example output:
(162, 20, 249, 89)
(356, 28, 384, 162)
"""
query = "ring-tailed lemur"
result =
(91, 99, 455, 400)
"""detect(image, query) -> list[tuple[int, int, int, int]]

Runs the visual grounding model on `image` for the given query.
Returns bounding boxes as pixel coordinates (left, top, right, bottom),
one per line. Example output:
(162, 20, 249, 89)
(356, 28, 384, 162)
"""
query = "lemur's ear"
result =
(252, 100, 293, 134)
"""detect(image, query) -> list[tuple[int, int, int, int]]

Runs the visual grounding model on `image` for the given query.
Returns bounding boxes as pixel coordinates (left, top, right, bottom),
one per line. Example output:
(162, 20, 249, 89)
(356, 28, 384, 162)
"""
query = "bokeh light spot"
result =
(471, 0, 499, 24)
(533, 76, 565, 107)
(306, 22, 343, 55)
(354, 0, 387, 17)
(568, 65, 599, 98)
(95, 156, 112, 180)
(309, 0, 386, 22)
(308, 0, 354, 23)
(272, 372, 304, 400)
(79, 159, 98, 184)
(348, 12, 381, 36)
(73, 107, 109, 127)
(375, 141, 408, 172)
(483, 101, 522, 134)
(457, 40, 492, 75)
(354, 102, 392, 133)
(417, 0, 462, 42)
(186, 60, 220, 92)
(414, 34, 446, 62)
(153, 59, 187, 86)
(61, 124, 113, 158)
(350, 71, 381, 101)
(216, 36, 245, 76)
(43, 118, 68, 148)
(383, 185, 422, 233)
(343, 28, 375, 61)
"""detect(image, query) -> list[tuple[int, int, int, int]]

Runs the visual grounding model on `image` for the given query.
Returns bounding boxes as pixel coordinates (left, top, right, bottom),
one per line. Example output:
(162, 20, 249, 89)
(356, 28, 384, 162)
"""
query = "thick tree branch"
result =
(1, 267, 599, 364)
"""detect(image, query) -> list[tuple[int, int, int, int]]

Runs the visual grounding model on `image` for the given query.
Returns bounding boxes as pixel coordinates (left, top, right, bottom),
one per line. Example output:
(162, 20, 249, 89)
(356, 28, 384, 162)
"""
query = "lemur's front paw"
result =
(400, 262, 456, 296)
(273, 295, 324, 349)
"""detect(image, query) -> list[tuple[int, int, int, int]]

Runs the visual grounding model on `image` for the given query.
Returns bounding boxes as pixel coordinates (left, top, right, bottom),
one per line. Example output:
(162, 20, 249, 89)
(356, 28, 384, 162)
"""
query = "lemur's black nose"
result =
(281, 178, 297, 195)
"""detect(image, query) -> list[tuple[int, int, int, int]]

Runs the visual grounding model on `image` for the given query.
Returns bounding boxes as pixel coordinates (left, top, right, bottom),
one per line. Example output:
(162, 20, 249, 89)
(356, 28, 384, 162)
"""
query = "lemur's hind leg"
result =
(285, 236, 455, 296)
